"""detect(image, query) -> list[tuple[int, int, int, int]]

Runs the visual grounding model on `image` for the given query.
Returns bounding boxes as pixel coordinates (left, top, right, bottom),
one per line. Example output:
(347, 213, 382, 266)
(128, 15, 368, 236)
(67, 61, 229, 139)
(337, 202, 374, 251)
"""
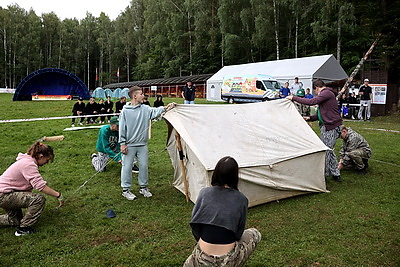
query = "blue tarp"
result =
(13, 68, 90, 101)
(104, 88, 112, 97)
(92, 87, 105, 99)
(112, 88, 122, 98)
(121, 88, 130, 99)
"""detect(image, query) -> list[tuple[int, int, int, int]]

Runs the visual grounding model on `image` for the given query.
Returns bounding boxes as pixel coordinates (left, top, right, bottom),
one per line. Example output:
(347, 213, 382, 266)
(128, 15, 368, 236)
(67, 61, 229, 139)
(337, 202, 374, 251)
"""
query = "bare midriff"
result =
(198, 238, 235, 256)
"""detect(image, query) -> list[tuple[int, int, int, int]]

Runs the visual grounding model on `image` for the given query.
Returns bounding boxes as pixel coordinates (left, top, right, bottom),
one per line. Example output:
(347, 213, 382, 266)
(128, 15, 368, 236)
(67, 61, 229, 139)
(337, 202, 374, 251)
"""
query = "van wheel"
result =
(228, 97, 234, 104)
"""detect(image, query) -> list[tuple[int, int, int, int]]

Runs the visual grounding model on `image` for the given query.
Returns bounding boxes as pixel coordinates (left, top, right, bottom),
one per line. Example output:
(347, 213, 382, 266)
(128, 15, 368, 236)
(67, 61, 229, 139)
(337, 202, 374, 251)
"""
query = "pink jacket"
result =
(0, 153, 47, 193)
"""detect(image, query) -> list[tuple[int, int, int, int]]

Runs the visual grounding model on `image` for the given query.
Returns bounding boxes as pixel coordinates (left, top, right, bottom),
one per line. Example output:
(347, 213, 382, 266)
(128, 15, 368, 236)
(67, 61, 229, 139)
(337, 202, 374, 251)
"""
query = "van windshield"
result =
(263, 80, 281, 90)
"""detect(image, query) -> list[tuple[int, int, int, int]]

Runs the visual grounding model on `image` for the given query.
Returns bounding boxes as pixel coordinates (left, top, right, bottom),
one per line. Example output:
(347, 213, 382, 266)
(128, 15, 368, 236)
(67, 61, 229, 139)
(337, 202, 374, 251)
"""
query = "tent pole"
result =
(175, 132, 190, 202)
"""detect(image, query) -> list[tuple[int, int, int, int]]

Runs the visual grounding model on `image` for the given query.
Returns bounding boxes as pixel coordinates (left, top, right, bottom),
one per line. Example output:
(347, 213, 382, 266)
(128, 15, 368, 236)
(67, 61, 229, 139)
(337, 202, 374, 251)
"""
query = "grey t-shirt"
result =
(190, 186, 248, 241)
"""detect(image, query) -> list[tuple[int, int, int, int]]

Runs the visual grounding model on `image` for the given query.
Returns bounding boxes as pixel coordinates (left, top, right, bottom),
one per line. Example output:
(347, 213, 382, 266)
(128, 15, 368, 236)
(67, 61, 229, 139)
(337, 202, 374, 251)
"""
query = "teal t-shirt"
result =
(96, 124, 121, 162)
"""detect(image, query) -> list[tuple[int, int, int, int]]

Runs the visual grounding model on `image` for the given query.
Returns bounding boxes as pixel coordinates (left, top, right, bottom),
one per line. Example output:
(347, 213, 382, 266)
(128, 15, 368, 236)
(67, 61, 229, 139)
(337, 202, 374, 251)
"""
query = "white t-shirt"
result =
(290, 82, 303, 95)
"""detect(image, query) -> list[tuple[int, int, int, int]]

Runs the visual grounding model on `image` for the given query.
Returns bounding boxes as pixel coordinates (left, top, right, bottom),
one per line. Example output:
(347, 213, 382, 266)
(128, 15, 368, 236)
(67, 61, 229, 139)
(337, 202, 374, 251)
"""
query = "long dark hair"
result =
(211, 156, 239, 190)
(27, 141, 54, 161)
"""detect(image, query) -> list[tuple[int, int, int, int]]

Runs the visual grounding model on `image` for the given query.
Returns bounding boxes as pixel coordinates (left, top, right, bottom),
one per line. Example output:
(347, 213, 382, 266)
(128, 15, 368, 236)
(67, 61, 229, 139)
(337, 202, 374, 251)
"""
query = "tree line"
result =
(0, 0, 398, 91)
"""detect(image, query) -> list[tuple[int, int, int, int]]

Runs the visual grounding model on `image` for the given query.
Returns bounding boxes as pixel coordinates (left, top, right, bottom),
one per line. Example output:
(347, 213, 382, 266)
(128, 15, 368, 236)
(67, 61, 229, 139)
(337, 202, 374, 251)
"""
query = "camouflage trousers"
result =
(183, 228, 261, 267)
(295, 102, 310, 116)
(342, 149, 370, 170)
(0, 191, 46, 228)
(92, 152, 110, 172)
(320, 125, 342, 177)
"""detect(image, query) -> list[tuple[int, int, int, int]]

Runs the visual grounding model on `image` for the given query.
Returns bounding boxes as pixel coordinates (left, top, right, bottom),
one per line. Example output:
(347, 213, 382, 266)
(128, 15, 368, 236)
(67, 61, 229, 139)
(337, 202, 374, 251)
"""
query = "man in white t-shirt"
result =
(290, 77, 303, 95)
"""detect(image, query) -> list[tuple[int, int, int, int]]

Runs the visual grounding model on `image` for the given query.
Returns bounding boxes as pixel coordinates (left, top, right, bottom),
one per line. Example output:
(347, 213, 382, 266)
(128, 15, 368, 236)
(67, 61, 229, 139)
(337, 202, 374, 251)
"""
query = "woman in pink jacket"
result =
(0, 141, 64, 236)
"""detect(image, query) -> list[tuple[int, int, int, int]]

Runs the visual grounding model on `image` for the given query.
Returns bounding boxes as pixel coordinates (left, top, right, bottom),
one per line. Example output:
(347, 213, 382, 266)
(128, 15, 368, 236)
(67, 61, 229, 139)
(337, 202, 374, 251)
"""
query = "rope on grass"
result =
(370, 159, 400, 168)
(52, 107, 174, 211)
(0, 113, 120, 124)
(52, 152, 121, 212)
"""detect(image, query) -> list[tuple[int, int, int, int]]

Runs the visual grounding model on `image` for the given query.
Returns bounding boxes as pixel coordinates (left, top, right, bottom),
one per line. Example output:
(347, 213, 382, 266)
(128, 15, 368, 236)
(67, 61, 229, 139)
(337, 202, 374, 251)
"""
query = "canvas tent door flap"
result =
(164, 100, 329, 207)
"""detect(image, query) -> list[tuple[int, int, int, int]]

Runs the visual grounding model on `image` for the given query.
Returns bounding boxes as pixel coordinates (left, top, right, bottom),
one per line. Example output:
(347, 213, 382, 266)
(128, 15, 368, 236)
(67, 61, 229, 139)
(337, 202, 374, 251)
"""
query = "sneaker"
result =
(78, 122, 83, 126)
(132, 165, 139, 173)
(362, 158, 369, 169)
(122, 189, 137, 200)
(91, 153, 97, 159)
(71, 124, 75, 127)
(139, 187, 153, 198)
(333, 175, 342, 182)
(358, 168, 367, 175)
(15, 226, 34, 236)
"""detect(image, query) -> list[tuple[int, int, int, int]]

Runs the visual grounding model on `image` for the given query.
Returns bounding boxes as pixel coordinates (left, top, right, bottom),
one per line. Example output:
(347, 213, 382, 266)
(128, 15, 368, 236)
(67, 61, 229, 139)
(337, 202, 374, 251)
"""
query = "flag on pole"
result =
(116, 67, 120, 77)
(95, 68, 99, 81)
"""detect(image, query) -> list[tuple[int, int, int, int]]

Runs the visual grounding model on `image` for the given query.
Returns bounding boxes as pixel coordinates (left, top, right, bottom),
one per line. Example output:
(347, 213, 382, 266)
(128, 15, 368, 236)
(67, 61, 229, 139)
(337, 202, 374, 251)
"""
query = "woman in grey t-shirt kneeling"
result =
(184, 156, 261, 266)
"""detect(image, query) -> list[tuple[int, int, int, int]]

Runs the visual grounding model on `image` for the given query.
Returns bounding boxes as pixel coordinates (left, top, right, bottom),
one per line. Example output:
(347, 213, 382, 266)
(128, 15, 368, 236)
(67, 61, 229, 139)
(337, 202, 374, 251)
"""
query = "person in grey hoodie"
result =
(287, 79, 343, 182)
(119, 86, 176, 200)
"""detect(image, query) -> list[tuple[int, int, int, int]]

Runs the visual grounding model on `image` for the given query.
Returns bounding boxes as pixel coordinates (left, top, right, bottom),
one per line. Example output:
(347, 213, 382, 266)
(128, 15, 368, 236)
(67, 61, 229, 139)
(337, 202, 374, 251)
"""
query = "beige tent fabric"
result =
(164, 99, 329, 207)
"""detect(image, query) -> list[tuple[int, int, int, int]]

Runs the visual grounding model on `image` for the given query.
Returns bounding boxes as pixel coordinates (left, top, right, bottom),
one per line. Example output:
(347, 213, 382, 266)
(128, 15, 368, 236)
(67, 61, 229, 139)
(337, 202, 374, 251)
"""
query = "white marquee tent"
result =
(206, 54, 348, 101)
(164, 100, 329, 207)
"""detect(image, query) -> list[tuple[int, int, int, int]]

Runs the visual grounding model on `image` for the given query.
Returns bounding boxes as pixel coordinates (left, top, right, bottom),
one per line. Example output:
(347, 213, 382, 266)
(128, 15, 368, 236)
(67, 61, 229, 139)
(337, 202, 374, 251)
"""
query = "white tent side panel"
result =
(167, 129, 327, 207)
(165, 101, 329, 207)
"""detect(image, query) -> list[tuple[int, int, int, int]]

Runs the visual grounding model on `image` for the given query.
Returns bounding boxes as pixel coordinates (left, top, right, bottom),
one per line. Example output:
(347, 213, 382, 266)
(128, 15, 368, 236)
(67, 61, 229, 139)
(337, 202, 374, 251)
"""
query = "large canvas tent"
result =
(206, 54, 348, 101)
(164, 100, 329, 207)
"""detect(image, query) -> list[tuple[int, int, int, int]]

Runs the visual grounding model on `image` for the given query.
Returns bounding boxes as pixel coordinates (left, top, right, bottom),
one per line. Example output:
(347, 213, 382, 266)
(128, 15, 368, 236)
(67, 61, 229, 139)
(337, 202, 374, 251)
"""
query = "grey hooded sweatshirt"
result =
(119, 103, 165, 147)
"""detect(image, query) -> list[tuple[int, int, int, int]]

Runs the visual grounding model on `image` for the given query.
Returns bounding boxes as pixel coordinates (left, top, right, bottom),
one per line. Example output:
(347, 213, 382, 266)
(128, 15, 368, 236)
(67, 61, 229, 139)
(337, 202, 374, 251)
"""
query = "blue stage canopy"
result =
(13, 68, 90, 101)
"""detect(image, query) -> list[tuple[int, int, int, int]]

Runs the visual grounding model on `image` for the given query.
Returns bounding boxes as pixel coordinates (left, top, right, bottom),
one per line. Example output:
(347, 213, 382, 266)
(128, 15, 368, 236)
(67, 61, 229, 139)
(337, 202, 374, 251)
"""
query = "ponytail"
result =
(27, 141, 54, 161)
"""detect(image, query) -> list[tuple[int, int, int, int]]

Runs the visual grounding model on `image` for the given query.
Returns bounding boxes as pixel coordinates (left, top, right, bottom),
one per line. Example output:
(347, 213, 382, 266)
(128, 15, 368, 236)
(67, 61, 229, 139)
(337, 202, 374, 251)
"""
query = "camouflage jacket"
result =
(340, 128, 372, 158)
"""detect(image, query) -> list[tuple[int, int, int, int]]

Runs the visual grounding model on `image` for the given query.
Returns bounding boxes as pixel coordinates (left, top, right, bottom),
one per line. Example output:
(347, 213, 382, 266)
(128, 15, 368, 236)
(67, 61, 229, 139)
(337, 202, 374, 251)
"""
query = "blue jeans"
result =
(184, 100, 195, 104)
(121, 145, 149, 190)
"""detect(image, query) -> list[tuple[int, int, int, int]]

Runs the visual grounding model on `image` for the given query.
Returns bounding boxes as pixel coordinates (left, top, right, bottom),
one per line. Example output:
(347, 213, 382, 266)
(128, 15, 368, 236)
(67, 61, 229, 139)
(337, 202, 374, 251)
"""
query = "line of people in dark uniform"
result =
(71, 95, 165, 127)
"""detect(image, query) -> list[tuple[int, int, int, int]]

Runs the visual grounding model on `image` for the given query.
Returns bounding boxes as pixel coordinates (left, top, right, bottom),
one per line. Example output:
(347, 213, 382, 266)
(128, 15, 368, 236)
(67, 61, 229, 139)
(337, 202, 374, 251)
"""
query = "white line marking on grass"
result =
(364, 128, 400, 133)
(370, 159, 400, 167)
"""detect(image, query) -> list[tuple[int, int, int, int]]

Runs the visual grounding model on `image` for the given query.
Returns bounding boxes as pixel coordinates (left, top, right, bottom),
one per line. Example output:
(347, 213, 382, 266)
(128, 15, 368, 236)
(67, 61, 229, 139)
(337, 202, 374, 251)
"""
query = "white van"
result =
(221, 74, 281, 103)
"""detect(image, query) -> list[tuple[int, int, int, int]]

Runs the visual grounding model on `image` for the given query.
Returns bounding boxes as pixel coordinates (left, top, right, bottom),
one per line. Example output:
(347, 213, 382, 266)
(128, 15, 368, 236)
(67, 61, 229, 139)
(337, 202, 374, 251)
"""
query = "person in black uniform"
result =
(115, 96, 126, 114)
(85, 97, 98, 124)
(71, 97, 85, 127)
(104, 96, 114, 122)
(98, 98, 107, 123)
(153, 95, 164, 107)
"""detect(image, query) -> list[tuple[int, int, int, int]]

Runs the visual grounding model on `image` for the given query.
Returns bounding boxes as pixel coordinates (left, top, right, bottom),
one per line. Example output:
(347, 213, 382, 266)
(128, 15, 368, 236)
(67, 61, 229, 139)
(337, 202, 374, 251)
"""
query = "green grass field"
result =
(0, 93, 399, 266)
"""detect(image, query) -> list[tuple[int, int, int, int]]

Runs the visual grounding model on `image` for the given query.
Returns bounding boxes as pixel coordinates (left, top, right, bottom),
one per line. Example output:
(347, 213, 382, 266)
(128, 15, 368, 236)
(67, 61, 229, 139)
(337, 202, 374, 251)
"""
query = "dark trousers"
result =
(72, 111, 84, 124)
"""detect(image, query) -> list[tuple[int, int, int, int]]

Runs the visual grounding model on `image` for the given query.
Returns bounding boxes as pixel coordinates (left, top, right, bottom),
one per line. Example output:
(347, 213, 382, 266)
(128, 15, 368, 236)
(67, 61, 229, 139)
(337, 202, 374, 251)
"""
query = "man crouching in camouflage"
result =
(338, 126, 371, 174)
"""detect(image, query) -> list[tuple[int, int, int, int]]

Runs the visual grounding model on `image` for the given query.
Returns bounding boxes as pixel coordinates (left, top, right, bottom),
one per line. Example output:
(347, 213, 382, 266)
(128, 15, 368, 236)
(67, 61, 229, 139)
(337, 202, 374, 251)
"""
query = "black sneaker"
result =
(358, 168, 367, 175)
(15, 227, 34, 236)
(333, 175, 342, 182)
(362, 158, 369, 169)
(132, 165, 139, 173)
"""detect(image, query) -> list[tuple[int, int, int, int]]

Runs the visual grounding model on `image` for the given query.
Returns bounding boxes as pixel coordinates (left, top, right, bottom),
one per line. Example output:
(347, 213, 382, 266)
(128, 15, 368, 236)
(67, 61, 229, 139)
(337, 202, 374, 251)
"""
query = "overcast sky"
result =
(0, 0, 132, 20)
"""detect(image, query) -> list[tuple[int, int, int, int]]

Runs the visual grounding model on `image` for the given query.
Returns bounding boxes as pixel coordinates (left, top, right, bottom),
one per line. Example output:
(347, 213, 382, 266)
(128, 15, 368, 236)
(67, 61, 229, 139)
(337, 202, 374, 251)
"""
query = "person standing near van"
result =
(290, 77, 303, 96)
(357, 79, 373, 121)
(305, 88, 313, 99)
(181, 81, 196, 104)
(279, 82, 291, 98)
